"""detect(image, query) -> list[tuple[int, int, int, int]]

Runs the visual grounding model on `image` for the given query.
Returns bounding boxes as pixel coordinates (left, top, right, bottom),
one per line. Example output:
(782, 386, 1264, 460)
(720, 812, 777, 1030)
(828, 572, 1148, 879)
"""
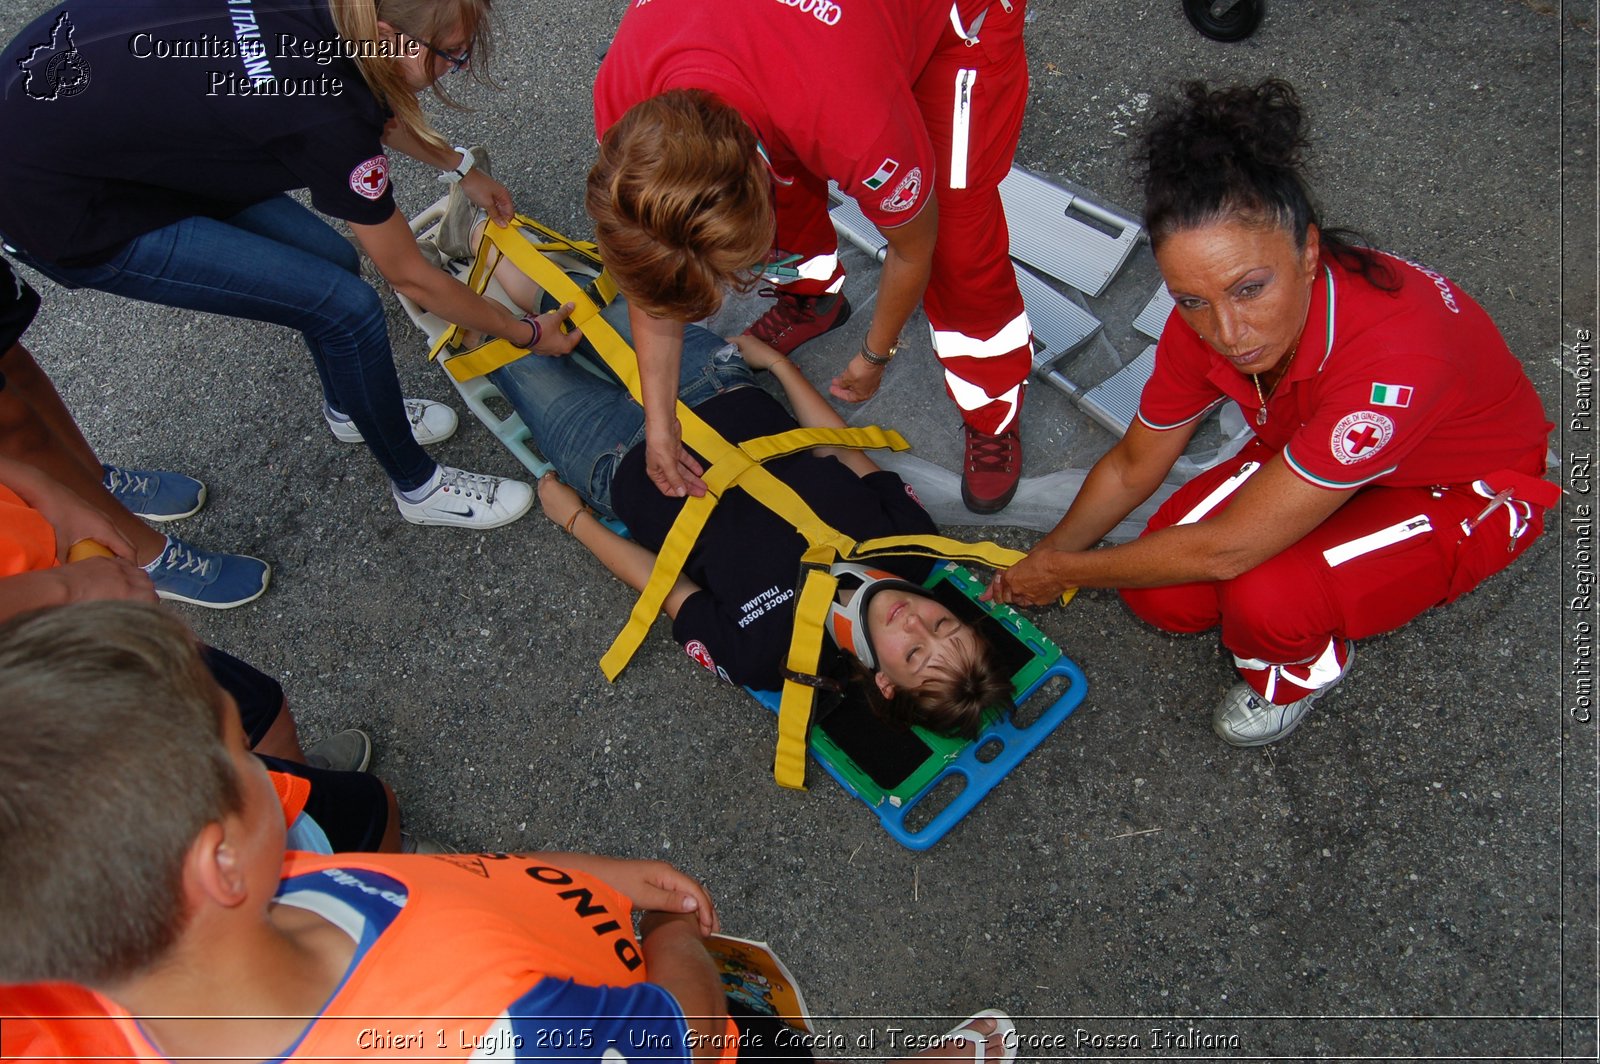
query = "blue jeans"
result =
(489, 323, 756, 518)
(10, 196, 436, 490)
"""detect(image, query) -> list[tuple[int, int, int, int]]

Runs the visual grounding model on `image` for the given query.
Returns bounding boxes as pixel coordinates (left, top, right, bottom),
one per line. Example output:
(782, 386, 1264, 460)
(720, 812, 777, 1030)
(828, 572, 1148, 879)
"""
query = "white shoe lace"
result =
(105, 466, 153, 498)
(156, 540, 212, 578)
(436, 467, 502, 505)
(403, 399, 432, 427)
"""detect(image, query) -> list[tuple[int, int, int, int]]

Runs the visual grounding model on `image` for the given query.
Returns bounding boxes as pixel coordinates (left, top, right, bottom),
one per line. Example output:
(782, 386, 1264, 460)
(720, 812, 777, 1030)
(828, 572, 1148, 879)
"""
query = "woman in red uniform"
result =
(587, 0, 1033, 515)
(987, 80, 1555, 747)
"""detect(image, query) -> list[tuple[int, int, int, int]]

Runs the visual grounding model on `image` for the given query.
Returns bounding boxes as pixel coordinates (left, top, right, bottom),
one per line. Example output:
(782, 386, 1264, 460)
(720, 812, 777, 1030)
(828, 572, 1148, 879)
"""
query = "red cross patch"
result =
(684, 640, 716, 674)
(880, 166, 923, 214)
(349, 155, 389, 201)
(1330, 410, 1395, 465)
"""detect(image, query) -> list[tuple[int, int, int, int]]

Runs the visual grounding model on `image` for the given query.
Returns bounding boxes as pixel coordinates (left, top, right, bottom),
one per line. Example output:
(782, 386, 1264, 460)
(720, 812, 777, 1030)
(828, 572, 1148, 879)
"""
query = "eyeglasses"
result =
(405, 31, 471, 74)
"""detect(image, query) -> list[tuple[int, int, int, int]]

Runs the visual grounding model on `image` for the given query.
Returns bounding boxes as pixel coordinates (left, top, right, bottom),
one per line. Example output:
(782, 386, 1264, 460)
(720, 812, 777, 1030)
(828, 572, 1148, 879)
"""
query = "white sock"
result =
(324, 402, 352, 424)
(143, 535, 175, 571)
(397, 466, 444, 503)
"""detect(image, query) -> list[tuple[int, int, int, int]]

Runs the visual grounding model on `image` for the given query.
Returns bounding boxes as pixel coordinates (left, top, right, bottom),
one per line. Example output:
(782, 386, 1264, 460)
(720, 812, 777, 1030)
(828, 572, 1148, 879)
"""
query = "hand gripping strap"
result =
(598, 419, 873, 682)
(430, 219, 624, 383)
(455, 217, 1065, 788)
(848, 535, 1077, 607)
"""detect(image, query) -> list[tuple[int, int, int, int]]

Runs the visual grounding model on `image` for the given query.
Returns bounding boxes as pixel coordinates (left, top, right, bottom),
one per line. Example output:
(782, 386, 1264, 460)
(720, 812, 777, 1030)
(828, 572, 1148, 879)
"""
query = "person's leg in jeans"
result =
(17, 198, 436, 492)
(491, 323, 753, 519)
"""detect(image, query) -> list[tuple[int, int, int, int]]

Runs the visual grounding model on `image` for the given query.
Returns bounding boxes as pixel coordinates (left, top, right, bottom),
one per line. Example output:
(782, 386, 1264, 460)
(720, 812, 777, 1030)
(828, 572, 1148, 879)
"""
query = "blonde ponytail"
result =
(329, 0, 496, 154)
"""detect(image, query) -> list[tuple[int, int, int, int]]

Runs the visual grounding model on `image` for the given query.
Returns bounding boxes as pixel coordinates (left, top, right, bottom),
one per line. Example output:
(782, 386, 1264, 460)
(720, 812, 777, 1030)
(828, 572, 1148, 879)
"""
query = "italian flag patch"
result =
(863, 158, 900, 191)
(1369, 383, 1413, 407)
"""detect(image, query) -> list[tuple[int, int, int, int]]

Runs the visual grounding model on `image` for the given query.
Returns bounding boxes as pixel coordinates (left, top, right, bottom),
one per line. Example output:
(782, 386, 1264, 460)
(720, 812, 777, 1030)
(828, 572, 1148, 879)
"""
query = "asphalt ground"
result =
(2, 0, 1597, 1059)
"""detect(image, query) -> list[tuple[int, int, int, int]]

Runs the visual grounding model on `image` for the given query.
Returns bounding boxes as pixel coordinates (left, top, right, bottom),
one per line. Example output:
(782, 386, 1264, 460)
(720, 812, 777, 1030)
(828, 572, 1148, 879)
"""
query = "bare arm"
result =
(0, 457, 157, 619)
(638, 912, 729, 1063)
(991, 450, 1354, 605)
(870, 198, 938, 353)
(728, 334, 880, 477)
(630, 304, 708, 499)
(540, 477, 700, 619)
(1043, 420, 1198, 552)
(348, 212, 581, 356)
(830, 200, 939, 402)
(0, 558, 157, 623)
(0, 456, 136, 561)
(380, 128, 513, 226)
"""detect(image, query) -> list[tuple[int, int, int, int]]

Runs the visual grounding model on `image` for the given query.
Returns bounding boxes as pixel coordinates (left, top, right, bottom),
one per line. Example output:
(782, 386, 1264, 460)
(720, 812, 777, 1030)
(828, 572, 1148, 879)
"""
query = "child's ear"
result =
(873, 670, 896, 701)
(186, 822, 249, 909)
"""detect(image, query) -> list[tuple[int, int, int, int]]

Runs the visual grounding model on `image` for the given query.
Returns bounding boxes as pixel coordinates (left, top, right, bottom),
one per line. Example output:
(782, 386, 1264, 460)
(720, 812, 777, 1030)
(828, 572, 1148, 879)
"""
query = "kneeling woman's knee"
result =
(1120, 584, 1219, 634)
(1216, 557, 1336, 660)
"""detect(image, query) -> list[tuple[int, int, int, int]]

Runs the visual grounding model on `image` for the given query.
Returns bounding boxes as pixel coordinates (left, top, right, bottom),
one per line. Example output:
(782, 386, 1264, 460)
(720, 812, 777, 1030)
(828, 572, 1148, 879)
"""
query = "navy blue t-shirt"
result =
(612, 387, 937, 690)
(0, 0, 396, 265)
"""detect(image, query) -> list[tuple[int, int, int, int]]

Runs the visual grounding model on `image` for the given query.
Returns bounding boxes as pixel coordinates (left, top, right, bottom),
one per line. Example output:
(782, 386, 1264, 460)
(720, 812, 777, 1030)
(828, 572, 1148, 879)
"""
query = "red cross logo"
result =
(1344, 425, 1381, 455)
(1329, 410, 1395, 465)
(349, 155, 388, 200)
(685, 640, 716, 673)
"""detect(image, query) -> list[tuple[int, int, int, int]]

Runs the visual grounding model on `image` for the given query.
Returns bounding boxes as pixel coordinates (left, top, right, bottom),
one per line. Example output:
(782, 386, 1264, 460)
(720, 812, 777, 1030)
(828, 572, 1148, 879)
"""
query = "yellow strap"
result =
(437, 336, 528, 382)
(427, 218, 625, 382)
(736, 424, 908, 462)
(598, 491, 719, 681)
(433, 216, 1067, 787)
(774, 565, 841, 789)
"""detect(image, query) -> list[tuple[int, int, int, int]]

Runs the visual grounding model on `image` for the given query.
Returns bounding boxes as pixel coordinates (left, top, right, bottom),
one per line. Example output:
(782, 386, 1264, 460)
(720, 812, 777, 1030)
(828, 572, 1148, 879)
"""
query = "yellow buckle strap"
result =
(430, 215, 1065, 789)
(429, 218, 627, 383)
(735, 424, 909, 463)
(774, 560, 843, 789)
(599, 491, 719, 681)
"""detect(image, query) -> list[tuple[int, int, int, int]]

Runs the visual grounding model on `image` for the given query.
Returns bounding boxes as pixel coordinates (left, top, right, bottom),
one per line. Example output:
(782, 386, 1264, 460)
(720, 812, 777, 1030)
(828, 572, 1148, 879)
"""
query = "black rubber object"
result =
(1183, 0, 1264, 42)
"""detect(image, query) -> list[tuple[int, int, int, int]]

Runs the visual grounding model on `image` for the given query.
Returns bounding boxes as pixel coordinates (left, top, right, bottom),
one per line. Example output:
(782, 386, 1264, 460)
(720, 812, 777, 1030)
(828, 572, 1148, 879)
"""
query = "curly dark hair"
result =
(1140, 79, 1398, 290)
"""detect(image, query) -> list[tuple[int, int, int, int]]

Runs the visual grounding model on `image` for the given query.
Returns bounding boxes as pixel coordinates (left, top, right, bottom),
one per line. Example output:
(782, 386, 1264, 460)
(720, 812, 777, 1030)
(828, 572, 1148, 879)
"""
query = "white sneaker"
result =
(394, 466, 533, 529)
(326, 399, 459, 446)
(1213, 642, 1356, 747)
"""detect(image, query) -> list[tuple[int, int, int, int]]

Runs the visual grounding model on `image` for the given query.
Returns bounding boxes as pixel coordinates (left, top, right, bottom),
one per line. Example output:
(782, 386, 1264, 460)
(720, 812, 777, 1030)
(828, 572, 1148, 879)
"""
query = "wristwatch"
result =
(860, 338, 900, 366)
(437, 145, 476, 185)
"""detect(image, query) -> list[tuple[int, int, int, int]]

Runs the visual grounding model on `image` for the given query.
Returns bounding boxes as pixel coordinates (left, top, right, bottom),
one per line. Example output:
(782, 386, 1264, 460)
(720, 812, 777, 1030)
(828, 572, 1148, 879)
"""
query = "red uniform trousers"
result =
(1120, 440, 1549, 698)
(771, 1, 1032, 434)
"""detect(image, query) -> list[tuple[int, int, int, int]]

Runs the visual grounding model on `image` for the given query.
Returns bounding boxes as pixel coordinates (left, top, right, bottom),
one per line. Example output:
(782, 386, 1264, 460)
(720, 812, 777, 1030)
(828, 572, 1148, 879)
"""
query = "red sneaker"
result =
(742, 289, 851, 355)
(961, 424, 1022, 514)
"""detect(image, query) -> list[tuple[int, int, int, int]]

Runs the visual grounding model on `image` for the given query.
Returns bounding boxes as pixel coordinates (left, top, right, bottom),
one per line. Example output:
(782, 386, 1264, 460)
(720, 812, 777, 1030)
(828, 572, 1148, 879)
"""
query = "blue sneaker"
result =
(144, 535, 270, 609)
(102, 464, 206, 522)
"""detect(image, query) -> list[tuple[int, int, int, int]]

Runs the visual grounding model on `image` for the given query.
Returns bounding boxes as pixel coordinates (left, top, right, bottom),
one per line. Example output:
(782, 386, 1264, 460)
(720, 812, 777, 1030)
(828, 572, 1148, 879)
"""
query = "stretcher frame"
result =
(749, 561, 1086, 850)
(396, 197, 1087, 848)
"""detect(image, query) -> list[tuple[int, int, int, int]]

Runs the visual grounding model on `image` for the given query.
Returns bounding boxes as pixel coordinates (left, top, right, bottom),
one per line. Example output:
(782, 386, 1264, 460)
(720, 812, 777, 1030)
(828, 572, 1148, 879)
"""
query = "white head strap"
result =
(824, 563, 921, 671)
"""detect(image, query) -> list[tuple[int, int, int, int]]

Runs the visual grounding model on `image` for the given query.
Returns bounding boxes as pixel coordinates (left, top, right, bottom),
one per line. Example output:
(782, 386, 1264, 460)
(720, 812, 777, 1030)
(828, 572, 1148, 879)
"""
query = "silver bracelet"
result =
(860, 338, 900, 366)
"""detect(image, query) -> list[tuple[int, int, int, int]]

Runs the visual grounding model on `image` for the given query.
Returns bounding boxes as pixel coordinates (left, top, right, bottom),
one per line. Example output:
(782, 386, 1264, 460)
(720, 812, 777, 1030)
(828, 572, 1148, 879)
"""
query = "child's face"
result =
(217, 690, 287, 896)
(866, 589, 977, 698)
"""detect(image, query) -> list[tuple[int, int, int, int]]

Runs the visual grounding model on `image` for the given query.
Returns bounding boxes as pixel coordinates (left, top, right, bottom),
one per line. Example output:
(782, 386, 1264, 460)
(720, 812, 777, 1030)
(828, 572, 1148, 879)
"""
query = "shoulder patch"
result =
(349, 154, 389, 200)
(1369, 383, 1414, 408)
(1331, 410, 1395, 465)
(684, 639, 716, 674)
(863, 157, 900, 191)
(880, 166, 923, 214)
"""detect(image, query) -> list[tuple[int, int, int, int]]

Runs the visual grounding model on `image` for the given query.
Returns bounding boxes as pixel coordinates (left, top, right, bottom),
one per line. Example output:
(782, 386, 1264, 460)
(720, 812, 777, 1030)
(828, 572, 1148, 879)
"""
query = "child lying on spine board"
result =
(469, 223, 1014, 736)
